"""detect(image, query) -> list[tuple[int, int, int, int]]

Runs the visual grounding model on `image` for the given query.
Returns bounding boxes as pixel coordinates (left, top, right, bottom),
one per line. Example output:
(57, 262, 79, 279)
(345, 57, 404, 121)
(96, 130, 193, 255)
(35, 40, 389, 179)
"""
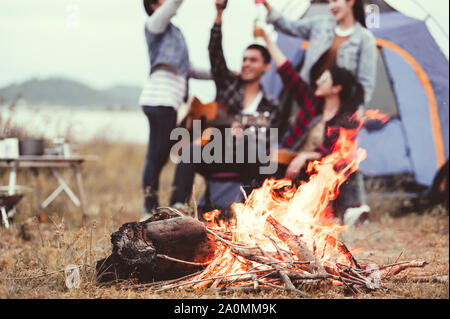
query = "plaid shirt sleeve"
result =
(278, 60, 323, 149)
(208, 24, 236, 90)
(278, 61, 361, 157)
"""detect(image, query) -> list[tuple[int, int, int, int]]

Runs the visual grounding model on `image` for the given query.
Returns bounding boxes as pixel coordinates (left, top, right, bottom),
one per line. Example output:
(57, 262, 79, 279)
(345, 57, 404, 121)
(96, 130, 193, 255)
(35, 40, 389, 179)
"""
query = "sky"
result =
(0, 0, 295, 101)
(0, 0, 448, 102)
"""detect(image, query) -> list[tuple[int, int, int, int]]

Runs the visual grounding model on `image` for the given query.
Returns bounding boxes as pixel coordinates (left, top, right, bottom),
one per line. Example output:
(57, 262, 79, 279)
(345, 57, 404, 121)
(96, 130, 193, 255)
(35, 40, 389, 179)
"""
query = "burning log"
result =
(96, 212, 217, 283)
(266, 215, 327, 275)
(322, 233, 361, 269)
(256, 243, 311, 298)
(95, 203, 431, 295)
(113, 218, 429, 296)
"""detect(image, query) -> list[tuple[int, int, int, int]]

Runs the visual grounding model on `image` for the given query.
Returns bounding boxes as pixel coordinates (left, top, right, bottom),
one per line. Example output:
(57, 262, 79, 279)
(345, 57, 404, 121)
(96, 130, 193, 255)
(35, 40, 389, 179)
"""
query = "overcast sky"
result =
(0, 0, 448, 101)
(0, 0, 294, 97)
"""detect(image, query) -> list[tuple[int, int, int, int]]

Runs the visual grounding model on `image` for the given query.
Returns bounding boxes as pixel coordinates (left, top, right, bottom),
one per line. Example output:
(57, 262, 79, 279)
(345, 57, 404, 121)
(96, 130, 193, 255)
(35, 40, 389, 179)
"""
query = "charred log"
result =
(96, 213, 217, 283)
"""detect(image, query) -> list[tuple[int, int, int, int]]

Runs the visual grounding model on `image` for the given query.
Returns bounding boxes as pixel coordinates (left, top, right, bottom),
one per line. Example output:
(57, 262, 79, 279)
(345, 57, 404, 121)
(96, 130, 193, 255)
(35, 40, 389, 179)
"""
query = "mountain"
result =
(0, 77, 142, 108)
(102, 85, 142, 107)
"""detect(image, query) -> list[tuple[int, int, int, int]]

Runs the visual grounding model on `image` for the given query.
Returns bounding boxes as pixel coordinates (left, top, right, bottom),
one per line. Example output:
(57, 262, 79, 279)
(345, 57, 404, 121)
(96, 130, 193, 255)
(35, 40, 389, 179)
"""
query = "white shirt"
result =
(139, 68, 186, 109)
(139, 0, 211, 109)
(241, 91, 263, 115)
(335, 25, 356, 37)
(139, 0, 186, 109)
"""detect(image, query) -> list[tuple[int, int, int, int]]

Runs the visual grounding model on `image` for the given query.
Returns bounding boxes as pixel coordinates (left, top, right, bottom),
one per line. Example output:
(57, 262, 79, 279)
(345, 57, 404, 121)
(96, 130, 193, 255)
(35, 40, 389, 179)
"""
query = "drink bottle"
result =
(254, 0, 266, 45)
(217, 0, 228, 9)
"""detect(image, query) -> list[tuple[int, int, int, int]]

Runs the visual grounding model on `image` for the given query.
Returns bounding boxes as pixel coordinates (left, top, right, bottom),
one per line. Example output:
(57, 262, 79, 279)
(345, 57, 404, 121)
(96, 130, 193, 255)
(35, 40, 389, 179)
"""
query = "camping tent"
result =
(383, 0, 449, 59)
(261, 0, 449, 187)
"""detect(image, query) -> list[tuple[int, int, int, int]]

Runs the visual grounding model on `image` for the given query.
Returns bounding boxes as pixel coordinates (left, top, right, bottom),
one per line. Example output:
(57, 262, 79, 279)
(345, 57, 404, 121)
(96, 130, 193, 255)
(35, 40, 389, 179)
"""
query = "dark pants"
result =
(171, 151, 366, 215)
(142, 106, 177, 213)
(170, 144, 261, 205)
(336, 171, 367, 215)
(170, 158, 197, 206)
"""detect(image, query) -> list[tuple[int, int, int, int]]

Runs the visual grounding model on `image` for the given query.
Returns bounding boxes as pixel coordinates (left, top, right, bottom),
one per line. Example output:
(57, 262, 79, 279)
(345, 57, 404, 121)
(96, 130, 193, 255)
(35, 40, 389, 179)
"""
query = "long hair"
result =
(328, 65, 364, 116)
(351, 0, 367, 28)
(143, 0, 158, 16)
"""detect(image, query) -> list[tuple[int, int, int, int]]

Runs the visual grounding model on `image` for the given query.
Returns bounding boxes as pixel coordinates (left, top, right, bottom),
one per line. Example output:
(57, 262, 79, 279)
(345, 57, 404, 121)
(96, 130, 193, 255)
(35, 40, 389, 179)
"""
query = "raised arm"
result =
(263, 0, 317, 39)
(208, 1, 236, 88)
(356, 32, 378, 106)
(145, 0, 184, 34)
(255, 26, 319, 113)
(189, 64, 212, 80)
(254, 25, 287, 68)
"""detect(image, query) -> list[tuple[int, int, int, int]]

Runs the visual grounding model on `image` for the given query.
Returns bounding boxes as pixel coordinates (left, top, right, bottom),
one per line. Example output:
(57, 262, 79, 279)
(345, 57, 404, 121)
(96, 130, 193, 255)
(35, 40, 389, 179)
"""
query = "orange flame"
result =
(201, 124, 367, 285)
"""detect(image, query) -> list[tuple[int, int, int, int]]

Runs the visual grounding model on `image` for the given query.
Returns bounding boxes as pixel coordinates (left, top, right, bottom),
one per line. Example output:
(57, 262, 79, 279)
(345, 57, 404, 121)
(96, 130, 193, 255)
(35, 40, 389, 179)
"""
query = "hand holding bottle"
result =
(216, 0, 228, 10)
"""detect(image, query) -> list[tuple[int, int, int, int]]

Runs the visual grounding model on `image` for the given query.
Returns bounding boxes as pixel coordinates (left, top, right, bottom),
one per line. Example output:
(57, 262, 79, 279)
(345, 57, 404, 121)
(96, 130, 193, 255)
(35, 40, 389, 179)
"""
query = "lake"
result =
(2, 106, 153, 144)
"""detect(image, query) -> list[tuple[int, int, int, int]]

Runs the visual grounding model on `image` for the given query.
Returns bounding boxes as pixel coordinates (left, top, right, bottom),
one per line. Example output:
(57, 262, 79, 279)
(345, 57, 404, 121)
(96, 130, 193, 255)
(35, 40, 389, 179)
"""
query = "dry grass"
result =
(0, 141, 448, 299)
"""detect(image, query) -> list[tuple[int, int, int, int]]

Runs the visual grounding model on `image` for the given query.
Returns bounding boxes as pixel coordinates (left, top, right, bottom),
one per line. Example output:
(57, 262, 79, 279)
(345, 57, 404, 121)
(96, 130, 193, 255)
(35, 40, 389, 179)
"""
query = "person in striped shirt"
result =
(140, 0, 211, 220)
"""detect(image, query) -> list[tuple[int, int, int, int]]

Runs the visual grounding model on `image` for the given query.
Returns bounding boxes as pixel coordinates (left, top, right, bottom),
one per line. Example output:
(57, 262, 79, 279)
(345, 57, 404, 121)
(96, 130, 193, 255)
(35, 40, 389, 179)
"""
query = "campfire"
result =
(96, 124, 428, 296)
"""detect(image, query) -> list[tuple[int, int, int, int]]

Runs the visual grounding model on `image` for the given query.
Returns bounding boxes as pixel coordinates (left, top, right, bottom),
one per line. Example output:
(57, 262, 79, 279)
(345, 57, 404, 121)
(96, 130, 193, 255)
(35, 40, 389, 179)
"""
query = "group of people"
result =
(139, 0, 378, 226)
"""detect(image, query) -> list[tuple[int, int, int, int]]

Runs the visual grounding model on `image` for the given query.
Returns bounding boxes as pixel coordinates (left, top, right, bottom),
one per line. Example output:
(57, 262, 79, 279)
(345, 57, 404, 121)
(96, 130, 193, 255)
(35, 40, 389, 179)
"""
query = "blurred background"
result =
(0, 0, 448, 142)
(0, 0, 299, 142)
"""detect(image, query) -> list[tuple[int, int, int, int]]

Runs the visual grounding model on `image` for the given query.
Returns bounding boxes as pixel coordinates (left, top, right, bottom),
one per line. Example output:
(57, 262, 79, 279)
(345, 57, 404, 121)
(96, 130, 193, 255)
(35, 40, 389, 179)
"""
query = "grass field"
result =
(0, 141, 448, 299)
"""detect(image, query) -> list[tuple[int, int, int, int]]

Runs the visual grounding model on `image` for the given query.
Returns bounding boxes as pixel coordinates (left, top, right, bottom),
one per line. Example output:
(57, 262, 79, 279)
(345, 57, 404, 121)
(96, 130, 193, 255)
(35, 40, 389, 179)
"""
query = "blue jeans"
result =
(142, 106, 177, 213)
(337, 171, 367, 215)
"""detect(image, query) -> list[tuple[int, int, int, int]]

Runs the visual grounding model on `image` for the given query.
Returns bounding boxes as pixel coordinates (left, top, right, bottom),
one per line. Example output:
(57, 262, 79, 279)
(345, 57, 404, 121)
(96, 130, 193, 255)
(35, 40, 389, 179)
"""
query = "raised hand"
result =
(216, 0, 228, 11)
(214, 0, 227, 24)
(285, 152, 321, 180)
(253, 24, 267, 40)
(261, 0, 272, 14)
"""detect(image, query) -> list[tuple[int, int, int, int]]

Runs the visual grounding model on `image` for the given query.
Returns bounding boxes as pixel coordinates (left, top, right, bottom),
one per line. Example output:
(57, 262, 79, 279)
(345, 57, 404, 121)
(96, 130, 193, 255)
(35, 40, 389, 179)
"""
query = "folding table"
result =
(0, 155, 96, 221)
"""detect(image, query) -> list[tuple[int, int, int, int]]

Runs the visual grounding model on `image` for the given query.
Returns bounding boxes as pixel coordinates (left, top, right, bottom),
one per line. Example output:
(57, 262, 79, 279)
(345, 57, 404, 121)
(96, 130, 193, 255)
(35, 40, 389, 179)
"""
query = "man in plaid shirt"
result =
(169, 1, 280, 206)
(208, 1, 279, 122)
